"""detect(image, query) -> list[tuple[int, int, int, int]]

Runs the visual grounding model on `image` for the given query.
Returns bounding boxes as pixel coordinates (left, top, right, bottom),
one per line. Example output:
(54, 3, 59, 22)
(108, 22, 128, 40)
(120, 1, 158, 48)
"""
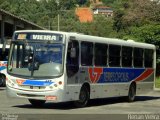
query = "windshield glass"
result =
(8, 41, 64, 78)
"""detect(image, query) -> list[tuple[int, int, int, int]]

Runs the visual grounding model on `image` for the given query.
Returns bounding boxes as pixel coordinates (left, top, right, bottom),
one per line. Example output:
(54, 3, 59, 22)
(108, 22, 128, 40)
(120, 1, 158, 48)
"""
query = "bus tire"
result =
(28, 99, 46, 107)
(74, 86, 89, 108)
(0, 75, 6, 87)
(127, 83, 136, 102)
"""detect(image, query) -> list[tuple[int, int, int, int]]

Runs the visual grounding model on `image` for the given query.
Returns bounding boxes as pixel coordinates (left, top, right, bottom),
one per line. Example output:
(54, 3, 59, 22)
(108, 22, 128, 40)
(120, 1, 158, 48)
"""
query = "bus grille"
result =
(18, 85, 46, 90)
(17, 93, 45, 98)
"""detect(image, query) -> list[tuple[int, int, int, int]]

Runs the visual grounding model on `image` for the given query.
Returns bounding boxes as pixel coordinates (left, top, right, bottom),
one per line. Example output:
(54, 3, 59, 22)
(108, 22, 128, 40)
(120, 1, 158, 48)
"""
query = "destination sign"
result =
(14, 32, 63, 42)
(32, 35, 56, 41)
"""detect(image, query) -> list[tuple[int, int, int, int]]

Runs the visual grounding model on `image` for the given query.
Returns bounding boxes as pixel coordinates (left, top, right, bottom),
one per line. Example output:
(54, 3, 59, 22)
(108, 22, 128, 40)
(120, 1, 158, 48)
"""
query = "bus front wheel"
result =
(74, 86, 89, 108)
(127, 83, 136, 102)
(28, 99, 46, 107)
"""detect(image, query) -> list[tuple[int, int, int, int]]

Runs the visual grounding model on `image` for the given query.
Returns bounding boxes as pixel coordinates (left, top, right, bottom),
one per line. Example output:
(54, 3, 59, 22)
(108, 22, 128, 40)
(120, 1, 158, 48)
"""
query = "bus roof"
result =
(14, 30, 156, 49)
(68, 33, 156, 49)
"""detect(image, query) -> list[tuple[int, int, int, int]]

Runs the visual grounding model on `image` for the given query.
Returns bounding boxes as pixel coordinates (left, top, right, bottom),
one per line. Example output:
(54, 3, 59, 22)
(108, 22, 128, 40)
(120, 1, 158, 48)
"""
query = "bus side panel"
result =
(67, 67, 131, 100)
(66, 67, 154, 100)
(65, 71, 81, 101)
(65, 84, 81, 101)
(90, 83, 129, 99)
(136, 72, 155, 95)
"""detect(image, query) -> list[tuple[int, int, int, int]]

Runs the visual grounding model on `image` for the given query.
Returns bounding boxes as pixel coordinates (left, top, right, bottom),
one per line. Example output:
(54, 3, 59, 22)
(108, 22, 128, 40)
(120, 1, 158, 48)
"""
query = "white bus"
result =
(6, 30, 156, 107)
(0, 44, 9, 86)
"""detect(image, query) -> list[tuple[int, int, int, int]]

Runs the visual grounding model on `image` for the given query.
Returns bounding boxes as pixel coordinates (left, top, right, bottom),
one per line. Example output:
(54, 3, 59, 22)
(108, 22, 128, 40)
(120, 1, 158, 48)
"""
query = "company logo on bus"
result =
(0, 61, 7, 67)
(88, 68, 103, 83)
(0, 61, 7, 71)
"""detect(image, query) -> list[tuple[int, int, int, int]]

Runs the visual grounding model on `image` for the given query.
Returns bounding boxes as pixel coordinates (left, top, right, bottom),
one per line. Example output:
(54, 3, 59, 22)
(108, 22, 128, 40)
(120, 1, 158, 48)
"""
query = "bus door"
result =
(66, 40, 79, 84)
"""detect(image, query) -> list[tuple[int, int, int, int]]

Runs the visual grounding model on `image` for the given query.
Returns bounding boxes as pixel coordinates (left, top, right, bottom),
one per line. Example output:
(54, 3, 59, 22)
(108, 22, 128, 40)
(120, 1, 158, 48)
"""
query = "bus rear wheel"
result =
(28, 99, 46, 107)
(74, 86, 89, 108)
(127, 83, 136, 102)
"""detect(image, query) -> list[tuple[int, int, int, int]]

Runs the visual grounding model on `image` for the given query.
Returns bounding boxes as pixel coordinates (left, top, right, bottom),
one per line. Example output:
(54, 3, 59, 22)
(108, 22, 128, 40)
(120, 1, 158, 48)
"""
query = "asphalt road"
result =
(1, 87, 160, 120)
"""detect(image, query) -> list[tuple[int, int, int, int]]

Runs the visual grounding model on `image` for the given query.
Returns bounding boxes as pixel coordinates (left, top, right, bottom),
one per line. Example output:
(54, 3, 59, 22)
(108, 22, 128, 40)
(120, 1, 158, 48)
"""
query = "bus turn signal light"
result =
(58, 81, 62, 85)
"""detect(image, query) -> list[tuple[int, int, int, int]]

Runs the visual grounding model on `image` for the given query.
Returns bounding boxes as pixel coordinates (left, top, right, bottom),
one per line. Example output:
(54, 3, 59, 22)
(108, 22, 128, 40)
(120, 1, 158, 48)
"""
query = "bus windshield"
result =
(8, 41, 64, 78)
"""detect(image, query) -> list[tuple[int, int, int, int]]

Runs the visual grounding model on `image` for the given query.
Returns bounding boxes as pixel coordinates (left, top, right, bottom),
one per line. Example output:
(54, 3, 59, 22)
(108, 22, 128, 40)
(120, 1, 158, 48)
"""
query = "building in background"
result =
(93, 6, 113, 17)
(0, 9, 45, 44)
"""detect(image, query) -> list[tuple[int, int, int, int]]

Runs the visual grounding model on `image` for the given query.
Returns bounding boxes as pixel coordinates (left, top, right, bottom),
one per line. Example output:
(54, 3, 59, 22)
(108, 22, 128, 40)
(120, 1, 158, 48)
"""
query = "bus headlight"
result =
(47, 82, 63, 90)
(48, 84, 57, 89)
(54, 84, 58, 87)
(49, 86, 53, 89)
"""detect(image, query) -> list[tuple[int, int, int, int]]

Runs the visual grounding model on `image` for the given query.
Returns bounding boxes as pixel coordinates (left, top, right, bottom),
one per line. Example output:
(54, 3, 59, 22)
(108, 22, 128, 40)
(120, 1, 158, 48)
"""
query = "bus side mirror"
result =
(70, 47, 76, 58)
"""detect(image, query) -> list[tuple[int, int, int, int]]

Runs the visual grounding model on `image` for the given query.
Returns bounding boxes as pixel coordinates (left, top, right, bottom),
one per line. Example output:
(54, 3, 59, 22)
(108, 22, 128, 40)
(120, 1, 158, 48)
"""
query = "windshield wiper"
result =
(26, 47, 40, 76)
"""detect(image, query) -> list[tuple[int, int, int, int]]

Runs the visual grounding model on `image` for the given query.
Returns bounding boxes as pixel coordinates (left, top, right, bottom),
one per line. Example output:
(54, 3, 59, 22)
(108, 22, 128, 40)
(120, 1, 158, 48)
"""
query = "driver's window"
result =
(23, 45, 34, 67)
(66, 40, 79, 77)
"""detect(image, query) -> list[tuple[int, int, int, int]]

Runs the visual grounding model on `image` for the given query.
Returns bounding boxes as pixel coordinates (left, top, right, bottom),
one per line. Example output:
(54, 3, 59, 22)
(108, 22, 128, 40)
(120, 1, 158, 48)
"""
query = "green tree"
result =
(0, 1, 11, 11)
(128, 24, 160, 44)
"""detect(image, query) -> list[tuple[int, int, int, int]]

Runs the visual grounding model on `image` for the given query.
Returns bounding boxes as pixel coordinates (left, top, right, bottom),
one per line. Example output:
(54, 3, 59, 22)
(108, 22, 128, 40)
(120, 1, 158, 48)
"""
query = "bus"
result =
(0, 44, 9, 86)
(6, 30, 156, 107)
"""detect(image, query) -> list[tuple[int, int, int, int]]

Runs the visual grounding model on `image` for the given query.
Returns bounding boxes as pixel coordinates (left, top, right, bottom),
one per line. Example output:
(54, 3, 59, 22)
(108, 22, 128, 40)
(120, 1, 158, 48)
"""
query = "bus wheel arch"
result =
(127, 82, 136, 102)
(74, 82, 90, 107)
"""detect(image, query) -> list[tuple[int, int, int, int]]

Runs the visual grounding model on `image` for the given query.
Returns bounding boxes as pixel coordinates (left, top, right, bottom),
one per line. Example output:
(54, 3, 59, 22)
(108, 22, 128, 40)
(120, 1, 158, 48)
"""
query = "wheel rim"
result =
(79, 89, 87, 103)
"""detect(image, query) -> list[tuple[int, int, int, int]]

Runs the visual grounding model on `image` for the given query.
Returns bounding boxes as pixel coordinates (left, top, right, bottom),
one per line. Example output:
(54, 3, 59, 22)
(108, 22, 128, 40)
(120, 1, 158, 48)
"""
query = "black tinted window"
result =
(134, 48, 143, 67)
(81, 42, 93, 66)
(95, 43, 108, 66)
(109, 45, 121, 67)
(122, 47, 132, 67)
(145, 49, 153, 68)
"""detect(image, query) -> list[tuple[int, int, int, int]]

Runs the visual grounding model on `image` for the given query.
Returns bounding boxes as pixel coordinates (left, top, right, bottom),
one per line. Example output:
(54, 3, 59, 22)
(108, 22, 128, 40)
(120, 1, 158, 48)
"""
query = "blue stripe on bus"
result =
(0, 66, 6, 71)
(22, 80, 54, 86)
(97, 68, 146, 83)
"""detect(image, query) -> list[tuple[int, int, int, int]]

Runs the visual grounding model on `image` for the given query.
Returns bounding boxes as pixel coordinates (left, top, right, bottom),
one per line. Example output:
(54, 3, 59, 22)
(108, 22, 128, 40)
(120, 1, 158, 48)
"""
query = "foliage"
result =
(112, 0, 160, 34)
(0, 0, 159, 41)
(0, 0, 160, 74)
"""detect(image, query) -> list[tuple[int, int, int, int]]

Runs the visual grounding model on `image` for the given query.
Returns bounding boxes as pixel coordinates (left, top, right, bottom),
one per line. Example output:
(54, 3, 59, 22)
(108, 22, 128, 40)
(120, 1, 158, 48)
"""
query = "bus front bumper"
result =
(6, 85, 64, 102)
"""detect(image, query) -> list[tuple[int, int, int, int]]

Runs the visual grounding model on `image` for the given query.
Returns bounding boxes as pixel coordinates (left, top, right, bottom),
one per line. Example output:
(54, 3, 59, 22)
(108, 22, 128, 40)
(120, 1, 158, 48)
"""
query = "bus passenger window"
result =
(66, 40, 79, 77)
(122, 47, 132, 67)
(134, 48, 143, 67)
(95, 43, 108, 66)
(81, 42, 93, 66)
(109, 45, 121, 67)
(145, 49, 153, 68)
(0, 48, 9, 61)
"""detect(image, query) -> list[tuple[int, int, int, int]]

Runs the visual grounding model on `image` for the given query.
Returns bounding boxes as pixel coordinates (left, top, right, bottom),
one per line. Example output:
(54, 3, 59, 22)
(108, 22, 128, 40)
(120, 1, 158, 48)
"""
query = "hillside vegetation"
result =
(0, 0, 159, 43)
(1, 0, 160, 74)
